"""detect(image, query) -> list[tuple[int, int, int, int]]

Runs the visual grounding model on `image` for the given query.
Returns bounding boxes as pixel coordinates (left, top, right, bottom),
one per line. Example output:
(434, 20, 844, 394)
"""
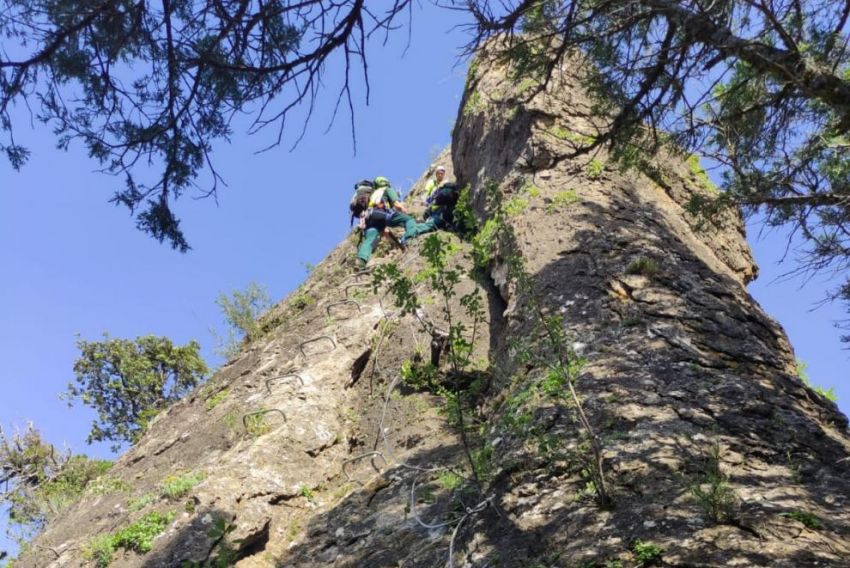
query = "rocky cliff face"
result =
(20, 42, 850, 568)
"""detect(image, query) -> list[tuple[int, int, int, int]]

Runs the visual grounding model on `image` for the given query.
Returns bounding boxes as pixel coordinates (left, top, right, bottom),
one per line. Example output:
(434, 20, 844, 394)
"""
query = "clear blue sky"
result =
(0, 3, 846, 556)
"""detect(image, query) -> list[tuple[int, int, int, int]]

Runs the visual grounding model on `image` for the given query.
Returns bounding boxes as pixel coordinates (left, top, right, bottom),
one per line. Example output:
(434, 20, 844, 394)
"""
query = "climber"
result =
(421, 166, 460, 232)
(355, 177, 433, 267)
(420, 183, 459, 232)
(422, 165, 448, 203)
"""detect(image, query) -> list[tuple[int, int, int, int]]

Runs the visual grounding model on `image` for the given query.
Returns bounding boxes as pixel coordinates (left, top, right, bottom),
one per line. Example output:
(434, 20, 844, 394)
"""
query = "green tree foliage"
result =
(463, 0, 850, 331)
(0, 424, 113, 542)
(214, 282, 272, 359)
(0, 0, 412, 250)
(5, 0, 850, 331)
(65, 335, 208, 449)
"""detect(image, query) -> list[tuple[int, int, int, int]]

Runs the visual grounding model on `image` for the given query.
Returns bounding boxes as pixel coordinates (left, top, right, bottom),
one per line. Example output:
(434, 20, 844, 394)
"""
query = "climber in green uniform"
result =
(356, 177, 433, 266)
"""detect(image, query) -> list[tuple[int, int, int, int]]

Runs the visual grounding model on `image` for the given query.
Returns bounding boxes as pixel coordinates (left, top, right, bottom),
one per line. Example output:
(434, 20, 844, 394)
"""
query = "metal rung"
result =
(344, 282, 372, 298)
(342, 451, 388, 482)
(345, 268, 373, 283)
(242, 409, 287, 429)
(265, 374, 305, 393)
(299, 335, 336, 357)
(326, 299, 362, 317)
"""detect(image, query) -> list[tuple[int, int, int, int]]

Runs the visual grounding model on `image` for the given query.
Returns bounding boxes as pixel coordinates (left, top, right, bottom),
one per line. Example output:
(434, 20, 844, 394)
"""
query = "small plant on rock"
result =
(183, 516, 239, 567)
(290, 291, 314, 310)
(625, 257, 659, 277)
(84, 510, 175, 566)
(690, 441, 739, 523)
(586, 158, 605, 179)
(796, 359, 838, 402)
(244, 414, 271, 437)
(87, 475, 130, 496)
(546, 189, 580, 213)
(436, 470, 464, 491)
(111, 511, 175, 554)
(205, 388, 229, 411)
(127, 492, 157, 512)
(633, 539, 664, 566)
(84, 534, 116, 568)
(160, 471, 205, 500)
(784, 510, 823, 530)
(299, 485, 315, 501)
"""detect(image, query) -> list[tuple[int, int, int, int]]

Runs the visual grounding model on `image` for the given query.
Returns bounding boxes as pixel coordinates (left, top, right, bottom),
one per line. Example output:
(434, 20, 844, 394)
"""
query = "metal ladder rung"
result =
(341, 451, 388, 482)
(299, 335, 336, 357)
(264, 374, 305, 393)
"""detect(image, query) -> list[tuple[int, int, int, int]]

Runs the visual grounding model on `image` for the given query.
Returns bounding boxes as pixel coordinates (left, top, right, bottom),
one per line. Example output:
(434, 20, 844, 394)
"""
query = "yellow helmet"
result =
(374, 176, 390, 188)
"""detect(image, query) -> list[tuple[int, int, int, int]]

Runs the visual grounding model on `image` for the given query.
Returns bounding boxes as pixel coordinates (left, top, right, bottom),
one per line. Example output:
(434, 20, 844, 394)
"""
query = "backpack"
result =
(349, 179, 376, 223)
(431, 182, 459, 207)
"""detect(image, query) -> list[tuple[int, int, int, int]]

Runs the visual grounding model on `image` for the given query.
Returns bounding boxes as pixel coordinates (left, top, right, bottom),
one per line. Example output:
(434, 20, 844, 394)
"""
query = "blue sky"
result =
(0, 3, 847, 556)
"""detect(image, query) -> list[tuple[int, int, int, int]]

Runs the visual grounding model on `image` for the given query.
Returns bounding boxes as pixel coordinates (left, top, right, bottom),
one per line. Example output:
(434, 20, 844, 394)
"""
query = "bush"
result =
(6, 452, 114, 534)
(452, 184, 478, 239)
(400, 359, 439, 390)
(214, 282, 272, 359)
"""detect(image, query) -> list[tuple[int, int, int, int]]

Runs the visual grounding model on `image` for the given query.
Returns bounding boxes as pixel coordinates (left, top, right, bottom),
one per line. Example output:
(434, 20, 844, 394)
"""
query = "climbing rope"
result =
(372, 372, 493, 567)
